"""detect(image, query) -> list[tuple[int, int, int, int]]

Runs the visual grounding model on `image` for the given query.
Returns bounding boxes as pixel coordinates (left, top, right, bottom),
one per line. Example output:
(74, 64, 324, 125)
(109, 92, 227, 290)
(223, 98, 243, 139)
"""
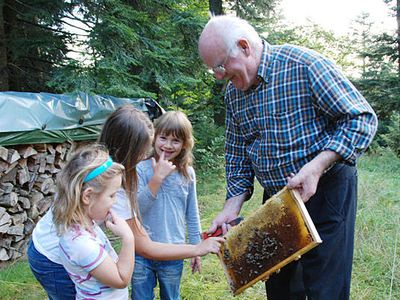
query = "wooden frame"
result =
(217, 187, 322, 295)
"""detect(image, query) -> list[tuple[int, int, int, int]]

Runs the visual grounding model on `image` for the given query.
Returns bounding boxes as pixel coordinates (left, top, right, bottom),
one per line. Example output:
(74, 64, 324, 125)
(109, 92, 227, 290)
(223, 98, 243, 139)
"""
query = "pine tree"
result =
(0, 0, 74, 92)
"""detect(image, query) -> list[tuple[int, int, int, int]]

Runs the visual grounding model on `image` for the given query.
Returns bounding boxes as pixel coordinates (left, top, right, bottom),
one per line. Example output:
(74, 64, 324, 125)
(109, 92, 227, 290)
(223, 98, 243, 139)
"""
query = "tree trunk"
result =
(3, 0, 20, 91)
(0, 0, 9, 90)
(209, 0, 223, 16)
(397, 0, 400, 74)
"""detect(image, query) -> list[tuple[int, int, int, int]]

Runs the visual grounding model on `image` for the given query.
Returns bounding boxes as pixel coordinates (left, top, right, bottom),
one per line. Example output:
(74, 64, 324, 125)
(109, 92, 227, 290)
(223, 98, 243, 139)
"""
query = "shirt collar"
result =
(257, 40, 272, 84)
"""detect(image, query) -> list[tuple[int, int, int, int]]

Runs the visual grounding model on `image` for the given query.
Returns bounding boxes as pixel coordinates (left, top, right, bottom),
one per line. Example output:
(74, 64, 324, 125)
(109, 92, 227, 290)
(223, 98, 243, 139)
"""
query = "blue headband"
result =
(83, 157, 114, 183)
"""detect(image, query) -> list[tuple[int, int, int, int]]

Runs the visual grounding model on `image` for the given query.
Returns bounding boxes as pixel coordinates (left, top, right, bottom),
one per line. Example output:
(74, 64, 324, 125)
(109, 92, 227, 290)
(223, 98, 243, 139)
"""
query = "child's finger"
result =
(151, 157, 156, 169)
(105, 210, 113, 223)
(105, 219, 113, 229)
(196, 263, 202, 273)
(159, 151, 165, 161)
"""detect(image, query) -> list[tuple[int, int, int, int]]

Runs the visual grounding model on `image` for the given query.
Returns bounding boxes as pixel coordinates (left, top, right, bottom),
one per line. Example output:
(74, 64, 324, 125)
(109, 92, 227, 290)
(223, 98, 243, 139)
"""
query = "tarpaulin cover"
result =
(0, 92, 162, 146)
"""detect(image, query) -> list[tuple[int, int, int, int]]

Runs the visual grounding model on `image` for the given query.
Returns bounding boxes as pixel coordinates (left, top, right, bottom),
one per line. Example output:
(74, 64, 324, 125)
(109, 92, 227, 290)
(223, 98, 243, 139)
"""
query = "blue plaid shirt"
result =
(225, 41, 377, 199)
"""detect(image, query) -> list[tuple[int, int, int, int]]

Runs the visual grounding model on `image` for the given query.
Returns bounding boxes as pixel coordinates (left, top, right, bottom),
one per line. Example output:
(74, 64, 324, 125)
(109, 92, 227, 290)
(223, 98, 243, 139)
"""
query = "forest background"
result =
(0, 0, 399, 299)
(0, 0, 399, 161)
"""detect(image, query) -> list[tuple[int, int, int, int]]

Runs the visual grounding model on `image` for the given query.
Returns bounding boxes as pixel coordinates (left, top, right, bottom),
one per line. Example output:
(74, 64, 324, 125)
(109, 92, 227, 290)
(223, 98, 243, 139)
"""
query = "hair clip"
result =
(83, 157, 113, 183)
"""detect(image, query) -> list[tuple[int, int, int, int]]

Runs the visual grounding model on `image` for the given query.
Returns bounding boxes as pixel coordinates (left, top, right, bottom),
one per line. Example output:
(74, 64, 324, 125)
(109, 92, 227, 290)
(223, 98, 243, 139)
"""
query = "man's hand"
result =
(286, 164, 322, 202)
(207, 193, 247, 235)
(287, 150, 340, 202)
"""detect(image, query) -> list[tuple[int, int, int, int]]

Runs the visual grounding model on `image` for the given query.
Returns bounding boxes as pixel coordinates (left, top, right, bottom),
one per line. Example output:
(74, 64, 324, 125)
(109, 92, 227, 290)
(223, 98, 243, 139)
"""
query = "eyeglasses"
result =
(211, 47, 233, 75)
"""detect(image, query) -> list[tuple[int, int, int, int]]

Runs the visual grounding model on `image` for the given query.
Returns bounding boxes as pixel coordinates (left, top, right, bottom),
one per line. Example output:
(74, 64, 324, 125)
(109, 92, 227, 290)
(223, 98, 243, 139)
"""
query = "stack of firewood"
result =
(0, 142, 77, 262)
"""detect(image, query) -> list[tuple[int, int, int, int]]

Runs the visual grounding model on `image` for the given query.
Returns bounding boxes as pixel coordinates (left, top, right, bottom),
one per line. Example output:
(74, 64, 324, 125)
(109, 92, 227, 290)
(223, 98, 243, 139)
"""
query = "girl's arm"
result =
(90, 212, 135, 289)
(185, 168, 201, 245)
(186, 168, 202, 273)
(127, 218, 224, 260)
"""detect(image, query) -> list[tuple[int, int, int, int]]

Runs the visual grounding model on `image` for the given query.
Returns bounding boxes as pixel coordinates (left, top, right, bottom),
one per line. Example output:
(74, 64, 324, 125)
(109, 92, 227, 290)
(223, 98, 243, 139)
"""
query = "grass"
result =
(0, 151, 399, 299)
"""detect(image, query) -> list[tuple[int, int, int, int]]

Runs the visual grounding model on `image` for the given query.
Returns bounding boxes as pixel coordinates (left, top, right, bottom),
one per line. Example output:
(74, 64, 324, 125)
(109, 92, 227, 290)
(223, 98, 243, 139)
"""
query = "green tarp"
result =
(0, 92, 162, 146)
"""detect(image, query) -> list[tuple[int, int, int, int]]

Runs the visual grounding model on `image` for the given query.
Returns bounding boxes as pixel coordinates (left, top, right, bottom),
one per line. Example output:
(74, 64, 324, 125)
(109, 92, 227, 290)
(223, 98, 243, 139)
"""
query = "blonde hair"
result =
(153, 111, 194, 181)
(53, 144, 125, 234)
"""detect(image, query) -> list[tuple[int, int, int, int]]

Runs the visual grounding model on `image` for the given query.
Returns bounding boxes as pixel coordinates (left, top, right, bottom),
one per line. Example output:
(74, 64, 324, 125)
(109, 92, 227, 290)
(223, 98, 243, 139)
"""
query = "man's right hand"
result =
(207, 193, 247, 235)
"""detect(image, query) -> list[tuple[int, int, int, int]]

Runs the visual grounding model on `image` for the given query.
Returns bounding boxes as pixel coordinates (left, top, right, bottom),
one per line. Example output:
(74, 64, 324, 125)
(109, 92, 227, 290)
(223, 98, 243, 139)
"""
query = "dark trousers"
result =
(263, 163, 357, 300)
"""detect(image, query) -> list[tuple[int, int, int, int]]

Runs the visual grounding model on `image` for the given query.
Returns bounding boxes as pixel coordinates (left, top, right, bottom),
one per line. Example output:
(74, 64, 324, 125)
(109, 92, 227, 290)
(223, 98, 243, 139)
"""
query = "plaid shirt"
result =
(225, 41, 377, 199)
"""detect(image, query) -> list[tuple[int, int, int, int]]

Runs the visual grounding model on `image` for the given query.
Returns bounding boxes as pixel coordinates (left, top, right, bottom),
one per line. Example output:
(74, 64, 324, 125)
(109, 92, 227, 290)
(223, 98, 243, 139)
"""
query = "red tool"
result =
(201, 217, 244, 240)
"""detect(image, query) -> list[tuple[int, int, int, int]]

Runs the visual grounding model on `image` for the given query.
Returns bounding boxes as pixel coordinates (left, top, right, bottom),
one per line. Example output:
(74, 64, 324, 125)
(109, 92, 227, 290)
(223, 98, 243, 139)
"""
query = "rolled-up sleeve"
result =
(309, 58, 378, 164)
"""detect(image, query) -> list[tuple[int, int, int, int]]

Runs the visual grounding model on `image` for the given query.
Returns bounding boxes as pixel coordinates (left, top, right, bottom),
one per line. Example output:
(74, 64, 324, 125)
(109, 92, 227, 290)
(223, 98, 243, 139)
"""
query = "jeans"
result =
(131, 254, 184, 300)
(264, 163, 357, 300)
(27, 240, 76, 300)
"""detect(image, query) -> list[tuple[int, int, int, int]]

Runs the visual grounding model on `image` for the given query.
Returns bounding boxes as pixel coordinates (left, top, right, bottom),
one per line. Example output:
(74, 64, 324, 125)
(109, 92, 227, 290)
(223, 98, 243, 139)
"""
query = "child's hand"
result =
(151, 151, 176, 181)
(190, 256, 202, 274)
(105, 210, 134, 241)
(195, 236, 224, 256)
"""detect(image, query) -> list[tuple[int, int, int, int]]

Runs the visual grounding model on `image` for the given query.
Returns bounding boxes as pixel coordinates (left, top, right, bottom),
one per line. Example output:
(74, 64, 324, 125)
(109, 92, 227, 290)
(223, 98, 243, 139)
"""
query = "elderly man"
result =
(198, 15, 377, 300)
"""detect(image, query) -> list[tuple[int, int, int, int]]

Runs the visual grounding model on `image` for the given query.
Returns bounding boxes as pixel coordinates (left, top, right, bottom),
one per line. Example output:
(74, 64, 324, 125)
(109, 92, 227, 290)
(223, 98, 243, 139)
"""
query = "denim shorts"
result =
(131, 254, 184, 300)
(27, 240, 76, 300)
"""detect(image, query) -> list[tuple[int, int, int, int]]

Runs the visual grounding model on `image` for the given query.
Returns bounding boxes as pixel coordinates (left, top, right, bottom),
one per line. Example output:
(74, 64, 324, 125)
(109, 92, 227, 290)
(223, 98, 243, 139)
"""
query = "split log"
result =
(11, 211, 27, 225)
(18, 196, 31, 209)
(0, 141, 80, 262)
(0, 161, 8, 172)
(35, 177, 55, 195)
(24, 218, 35, 235)
(1, 182, 13, 193)
(0, 192, 18, 207)
(7, 224, 24, 236)
(0, 237, 11, 248)
(5, 161, 18, 175)
(0, 248, 9, 261)
(0, 146, 8, 161)
(37, 196, 53, 214)
(1, 167, 17, 183)
(7, 203, 22, 214)
(47, 144, 56, 155)
(7, 149, 20, 164)
(0, 213, 11, 233)
(28, 204, 40, 220)
(18, 146, 37, 158)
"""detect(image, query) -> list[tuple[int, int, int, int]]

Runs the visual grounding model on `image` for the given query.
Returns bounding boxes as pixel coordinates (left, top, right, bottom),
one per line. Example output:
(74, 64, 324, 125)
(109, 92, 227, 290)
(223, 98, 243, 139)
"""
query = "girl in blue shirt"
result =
(132, 111, 201, 300)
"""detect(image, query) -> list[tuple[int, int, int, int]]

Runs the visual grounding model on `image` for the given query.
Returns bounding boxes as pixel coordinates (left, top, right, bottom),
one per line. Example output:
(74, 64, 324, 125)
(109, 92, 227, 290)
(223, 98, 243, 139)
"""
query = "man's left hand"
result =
(287, 150, 340, 202)
(286, 162, 323, 202)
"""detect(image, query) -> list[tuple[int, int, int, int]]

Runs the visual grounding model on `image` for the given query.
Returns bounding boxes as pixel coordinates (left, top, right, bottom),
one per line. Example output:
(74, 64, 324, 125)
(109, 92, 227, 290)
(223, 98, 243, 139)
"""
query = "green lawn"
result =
(0, 151, 399, 299)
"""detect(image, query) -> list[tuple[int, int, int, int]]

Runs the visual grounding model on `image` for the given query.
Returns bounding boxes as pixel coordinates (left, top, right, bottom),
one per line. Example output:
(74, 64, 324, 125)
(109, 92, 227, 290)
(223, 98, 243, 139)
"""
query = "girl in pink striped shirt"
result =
(54, 144, 134, 299)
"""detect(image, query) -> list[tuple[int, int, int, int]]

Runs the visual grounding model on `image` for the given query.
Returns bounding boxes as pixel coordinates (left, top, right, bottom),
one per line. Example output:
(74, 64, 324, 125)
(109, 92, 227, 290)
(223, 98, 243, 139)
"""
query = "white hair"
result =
(200, 15, 262, 57)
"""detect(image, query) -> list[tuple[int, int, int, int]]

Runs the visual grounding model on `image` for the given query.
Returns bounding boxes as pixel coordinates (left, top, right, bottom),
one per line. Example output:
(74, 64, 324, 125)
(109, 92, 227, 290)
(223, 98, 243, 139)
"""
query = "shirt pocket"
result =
(261, 94, 318, 156)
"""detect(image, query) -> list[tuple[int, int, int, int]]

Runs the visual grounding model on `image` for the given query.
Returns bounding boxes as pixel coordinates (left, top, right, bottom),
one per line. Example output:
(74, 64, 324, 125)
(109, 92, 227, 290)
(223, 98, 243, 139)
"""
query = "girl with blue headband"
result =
(53, 144, 133, 299)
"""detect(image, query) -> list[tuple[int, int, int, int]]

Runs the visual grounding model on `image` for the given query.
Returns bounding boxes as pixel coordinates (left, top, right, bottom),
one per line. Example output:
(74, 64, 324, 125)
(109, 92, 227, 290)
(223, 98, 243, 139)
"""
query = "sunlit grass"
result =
(0, 260, 46, 300)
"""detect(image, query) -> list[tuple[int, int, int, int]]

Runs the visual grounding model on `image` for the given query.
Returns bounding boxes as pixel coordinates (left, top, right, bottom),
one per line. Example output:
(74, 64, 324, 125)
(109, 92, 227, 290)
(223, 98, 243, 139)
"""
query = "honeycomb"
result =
(218, 187, 322, 295)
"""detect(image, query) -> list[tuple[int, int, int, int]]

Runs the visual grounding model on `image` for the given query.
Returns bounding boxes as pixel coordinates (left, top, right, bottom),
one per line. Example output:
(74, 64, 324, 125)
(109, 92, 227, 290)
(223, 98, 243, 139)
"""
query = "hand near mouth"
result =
(152, 151, 176, 182)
